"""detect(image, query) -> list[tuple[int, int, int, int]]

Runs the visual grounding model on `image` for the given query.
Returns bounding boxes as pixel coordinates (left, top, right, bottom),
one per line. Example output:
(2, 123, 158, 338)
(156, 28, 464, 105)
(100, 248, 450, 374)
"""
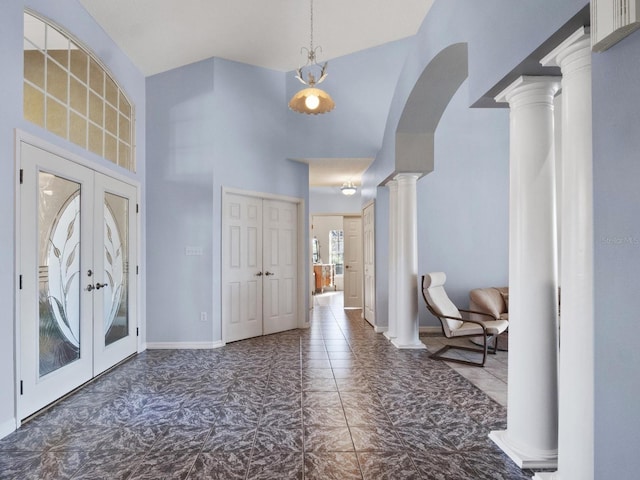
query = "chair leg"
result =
(430, 340, 488, 367)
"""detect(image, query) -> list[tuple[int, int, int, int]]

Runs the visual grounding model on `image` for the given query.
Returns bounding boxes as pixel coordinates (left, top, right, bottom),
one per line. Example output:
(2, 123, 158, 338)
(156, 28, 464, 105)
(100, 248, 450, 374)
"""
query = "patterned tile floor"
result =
(0, 293, 542, 479)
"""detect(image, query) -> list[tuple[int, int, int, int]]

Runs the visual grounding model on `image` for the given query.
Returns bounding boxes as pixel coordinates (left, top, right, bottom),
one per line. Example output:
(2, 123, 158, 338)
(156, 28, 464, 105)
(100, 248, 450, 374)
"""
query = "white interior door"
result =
(343, 216, 363, 308)
(18, 141, 138, 419)
(222, 194, 263, 343)
(222, 193, 298, 341)
(363, 203, 376, 325)
(263, 199, 298, 335)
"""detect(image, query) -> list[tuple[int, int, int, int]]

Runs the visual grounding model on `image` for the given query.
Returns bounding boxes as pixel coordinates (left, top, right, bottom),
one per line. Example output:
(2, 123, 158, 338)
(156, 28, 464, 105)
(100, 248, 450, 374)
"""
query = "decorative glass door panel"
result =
(103, 192, 129, 346)
(38, 173, 82, 377)
(19, 141, 138, 420)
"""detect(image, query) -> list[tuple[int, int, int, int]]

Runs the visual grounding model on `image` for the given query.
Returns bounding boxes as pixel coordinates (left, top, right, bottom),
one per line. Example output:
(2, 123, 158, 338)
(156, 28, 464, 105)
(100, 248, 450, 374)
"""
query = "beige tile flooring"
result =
(419, 335, 508, 407)
(316, 291, 509, 407)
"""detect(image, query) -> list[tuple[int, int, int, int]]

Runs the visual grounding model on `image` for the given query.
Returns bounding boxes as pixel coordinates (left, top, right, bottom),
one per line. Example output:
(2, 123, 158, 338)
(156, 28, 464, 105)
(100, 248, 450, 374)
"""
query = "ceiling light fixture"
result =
(288, 0, 335, 115)
(341, 181, 357, 196)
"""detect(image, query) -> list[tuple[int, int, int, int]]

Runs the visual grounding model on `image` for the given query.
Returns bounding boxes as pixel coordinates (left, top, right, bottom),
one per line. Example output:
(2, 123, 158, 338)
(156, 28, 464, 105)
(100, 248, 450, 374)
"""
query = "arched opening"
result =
(395, 43, 468, 175)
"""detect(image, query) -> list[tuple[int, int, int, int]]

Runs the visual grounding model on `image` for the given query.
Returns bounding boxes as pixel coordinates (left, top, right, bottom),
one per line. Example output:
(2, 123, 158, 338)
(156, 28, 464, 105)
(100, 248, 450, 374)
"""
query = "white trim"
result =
(374, 325, 387, 333)
(13, 131, 22, 440)
(534, 473, 559, 480)
(489, 430, 558, 469)
(15, 130, 140, 187)
(146, 341, 225, 350)
(0, 418, 17, 441)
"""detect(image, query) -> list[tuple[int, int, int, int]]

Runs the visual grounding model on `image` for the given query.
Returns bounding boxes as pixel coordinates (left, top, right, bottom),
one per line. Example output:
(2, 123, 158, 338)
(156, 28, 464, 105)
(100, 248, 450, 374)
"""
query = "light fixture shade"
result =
(341, 182, 357, 196)
(289, 87, 335, 115)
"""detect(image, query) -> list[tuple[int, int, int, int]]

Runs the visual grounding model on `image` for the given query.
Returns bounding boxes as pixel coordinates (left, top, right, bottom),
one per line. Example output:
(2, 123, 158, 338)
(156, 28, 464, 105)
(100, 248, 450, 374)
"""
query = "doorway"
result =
(311, 214, 363, 309)
(17, 140, 139, 420)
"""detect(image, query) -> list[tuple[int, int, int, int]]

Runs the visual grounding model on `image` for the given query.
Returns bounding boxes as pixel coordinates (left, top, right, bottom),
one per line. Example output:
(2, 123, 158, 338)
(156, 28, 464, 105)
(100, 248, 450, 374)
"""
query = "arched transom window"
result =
(23, 11, 135, 172)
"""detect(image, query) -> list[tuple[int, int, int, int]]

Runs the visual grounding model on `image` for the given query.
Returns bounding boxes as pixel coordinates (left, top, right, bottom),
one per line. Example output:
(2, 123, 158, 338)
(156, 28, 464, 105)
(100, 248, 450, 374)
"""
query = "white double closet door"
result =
(18, 141, 138, 420)
(223, 192, 298, 343)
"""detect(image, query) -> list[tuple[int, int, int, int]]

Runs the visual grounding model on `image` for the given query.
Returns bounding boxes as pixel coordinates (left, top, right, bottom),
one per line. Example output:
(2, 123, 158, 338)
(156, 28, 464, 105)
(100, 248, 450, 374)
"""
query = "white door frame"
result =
(362, 200, 376, 327)
(13, 130, 142, 428)
(221, 186, 307, 343)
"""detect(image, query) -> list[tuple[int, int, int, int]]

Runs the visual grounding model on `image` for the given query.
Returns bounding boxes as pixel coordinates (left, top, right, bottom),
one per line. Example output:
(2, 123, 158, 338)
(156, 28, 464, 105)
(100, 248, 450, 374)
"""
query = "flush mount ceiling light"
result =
(288, 0, 335, 115)
(341, 181, 357, 196)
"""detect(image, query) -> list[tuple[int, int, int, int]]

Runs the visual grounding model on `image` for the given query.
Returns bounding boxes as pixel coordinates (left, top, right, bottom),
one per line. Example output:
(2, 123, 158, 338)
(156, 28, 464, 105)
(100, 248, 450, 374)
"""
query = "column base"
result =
(391, 338, 427, 349)
(383, 331, 395, 340)
(489, 430, 558, 470)
(533, 473, 559, 480)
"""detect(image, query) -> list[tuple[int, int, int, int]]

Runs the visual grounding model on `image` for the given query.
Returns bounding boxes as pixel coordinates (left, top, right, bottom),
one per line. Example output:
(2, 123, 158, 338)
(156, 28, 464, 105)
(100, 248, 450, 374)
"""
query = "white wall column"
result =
(391, 173, 425, 349)
(536, 28, 594, 480)
(489, 76, 560, 469)
(384, 180, 398, 339)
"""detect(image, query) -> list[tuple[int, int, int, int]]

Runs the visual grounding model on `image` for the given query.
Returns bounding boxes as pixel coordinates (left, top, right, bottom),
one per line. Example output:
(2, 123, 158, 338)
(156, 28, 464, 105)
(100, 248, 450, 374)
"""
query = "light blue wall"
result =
(592, 29, 640, 478)
(146, 58, 309, 344)
(417, 79, 509, 322)
(146, 59, 216, 343)
(0, 0, 145, 433)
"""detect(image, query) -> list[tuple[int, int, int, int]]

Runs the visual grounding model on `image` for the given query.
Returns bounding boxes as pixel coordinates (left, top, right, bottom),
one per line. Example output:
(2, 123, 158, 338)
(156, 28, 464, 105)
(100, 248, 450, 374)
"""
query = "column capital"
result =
(541, 27, 591, 74)
(495, 76, 560, 107)
(393, 172, 421, 184)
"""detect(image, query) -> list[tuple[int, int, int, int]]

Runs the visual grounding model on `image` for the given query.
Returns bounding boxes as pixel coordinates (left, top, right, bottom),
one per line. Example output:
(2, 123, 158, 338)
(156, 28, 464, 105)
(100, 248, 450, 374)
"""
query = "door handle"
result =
(256, 272, 263, 276)
(86, 284, 95, 292)
(95, 282, 108, 290)
(345, 265, 350, 269)
(264, 271, 275, 276)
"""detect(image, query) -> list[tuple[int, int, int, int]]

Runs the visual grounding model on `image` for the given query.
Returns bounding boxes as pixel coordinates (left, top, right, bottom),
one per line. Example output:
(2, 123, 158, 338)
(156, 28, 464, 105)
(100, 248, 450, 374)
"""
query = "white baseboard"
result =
(146, 341, 225, 350)
(419, 326, 442, 335)
(0, 417, 16, 440)
(374, 325, 388, 333)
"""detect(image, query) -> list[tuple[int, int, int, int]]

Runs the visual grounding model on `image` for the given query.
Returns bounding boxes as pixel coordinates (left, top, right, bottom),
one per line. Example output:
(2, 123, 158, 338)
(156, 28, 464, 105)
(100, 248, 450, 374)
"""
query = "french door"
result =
(222, 192, 298, 342)
(18, 141, 138, 419)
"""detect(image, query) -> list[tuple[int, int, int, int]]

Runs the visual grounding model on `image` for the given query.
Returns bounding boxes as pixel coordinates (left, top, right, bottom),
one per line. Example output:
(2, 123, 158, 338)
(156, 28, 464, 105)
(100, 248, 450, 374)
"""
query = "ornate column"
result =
(391, 173, 425, 349)
(536, 27, 594, 480)
(489, 76, 560, 469)
(384, 180, 398, 340)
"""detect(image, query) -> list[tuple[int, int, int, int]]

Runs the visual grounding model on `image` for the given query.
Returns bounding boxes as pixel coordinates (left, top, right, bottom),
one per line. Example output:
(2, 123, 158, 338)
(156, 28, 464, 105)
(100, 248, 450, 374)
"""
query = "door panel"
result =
(343, 216, 363, 308)
(93, 175, 137, 375)
(20, 144, 94, 419)
(263, 200, 298, 335)
(222, 194, 263, 342)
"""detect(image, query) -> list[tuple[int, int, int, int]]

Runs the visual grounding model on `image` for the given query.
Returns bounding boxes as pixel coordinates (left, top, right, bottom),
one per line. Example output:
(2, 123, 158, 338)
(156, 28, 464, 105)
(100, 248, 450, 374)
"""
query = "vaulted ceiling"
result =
(79, 0, 434, 76)
(77, 0, 435, 187)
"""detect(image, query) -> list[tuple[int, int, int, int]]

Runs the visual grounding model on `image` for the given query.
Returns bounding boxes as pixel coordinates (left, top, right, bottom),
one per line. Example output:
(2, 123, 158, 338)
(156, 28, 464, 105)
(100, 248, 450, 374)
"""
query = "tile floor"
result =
(0, 292, 540, 479)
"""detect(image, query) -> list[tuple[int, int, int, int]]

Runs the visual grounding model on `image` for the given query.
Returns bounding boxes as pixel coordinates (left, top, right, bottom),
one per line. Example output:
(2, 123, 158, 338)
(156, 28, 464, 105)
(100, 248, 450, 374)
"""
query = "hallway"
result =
(1, 296, 535, 479)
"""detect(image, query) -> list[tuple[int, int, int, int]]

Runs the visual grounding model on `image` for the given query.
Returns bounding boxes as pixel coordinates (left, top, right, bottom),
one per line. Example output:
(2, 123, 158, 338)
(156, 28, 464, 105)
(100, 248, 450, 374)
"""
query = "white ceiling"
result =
(77, 0, 434, 187)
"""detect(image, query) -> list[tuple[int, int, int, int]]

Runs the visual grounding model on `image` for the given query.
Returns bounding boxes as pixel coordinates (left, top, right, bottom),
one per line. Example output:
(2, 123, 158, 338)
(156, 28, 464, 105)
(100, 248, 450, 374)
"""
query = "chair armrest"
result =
(459, 308, 499, 320)
(436, 313, 488, 334)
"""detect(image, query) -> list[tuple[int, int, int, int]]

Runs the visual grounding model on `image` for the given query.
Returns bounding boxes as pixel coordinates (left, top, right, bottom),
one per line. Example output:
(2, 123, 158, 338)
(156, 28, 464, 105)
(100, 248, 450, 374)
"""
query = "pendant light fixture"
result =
(341, 181, 357, 196)
(289, 0, 335, 115)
